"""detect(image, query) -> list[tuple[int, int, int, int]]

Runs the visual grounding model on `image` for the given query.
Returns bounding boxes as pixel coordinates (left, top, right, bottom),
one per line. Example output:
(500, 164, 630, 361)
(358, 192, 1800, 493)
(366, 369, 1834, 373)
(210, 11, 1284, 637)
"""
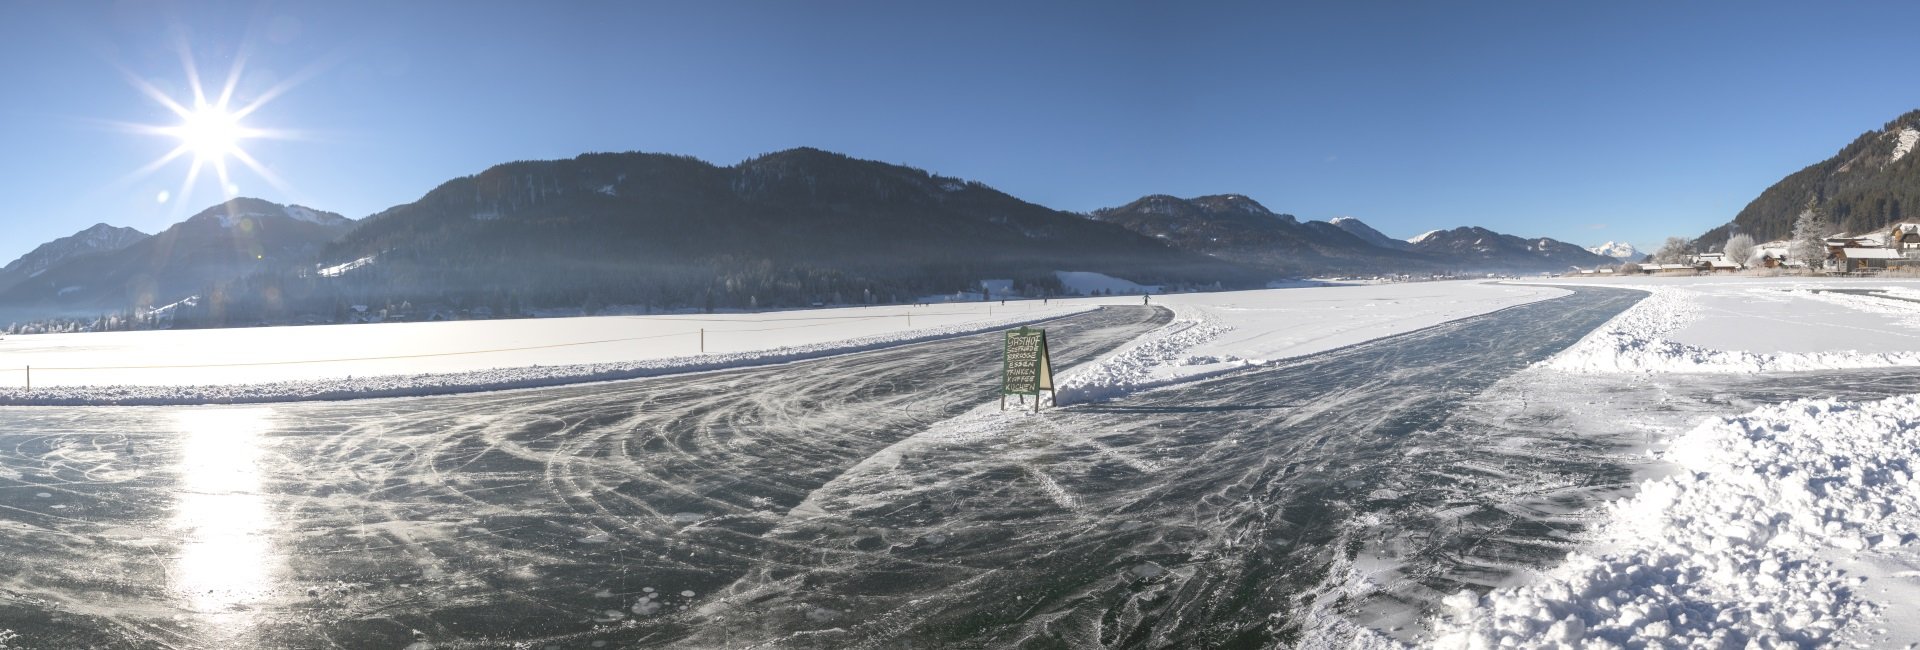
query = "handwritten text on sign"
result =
(1002, 328, 1053, 395)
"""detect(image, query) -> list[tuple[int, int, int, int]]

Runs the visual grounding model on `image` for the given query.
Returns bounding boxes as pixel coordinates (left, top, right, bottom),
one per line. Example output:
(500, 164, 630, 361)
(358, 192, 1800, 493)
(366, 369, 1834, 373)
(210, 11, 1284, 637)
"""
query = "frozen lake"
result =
(0, 289, 1646, 648)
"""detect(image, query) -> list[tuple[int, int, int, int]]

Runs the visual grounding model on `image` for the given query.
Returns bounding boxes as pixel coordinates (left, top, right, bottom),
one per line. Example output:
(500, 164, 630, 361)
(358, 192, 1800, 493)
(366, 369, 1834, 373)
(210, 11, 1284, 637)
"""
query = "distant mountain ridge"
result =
(1092, 195, 1614, 274)
(1404, 226, 1615, 270)
(0, 223, 148, 294)
(0, 198, 352, 323)
(1698, 108, 1920, 247)
(1088, 194, 1416, 274)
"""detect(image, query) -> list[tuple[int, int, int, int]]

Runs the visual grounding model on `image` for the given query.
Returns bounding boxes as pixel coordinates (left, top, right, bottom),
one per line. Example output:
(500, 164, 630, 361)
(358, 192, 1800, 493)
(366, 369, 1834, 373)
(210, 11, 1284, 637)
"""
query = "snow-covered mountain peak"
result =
(1587, 241, 1640, 259)
(1408, 229, 1443, 244)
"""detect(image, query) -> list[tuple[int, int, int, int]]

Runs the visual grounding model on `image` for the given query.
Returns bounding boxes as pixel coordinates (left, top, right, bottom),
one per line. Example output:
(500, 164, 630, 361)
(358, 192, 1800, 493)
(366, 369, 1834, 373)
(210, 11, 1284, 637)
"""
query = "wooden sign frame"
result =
(1001, 327, 1054, 412)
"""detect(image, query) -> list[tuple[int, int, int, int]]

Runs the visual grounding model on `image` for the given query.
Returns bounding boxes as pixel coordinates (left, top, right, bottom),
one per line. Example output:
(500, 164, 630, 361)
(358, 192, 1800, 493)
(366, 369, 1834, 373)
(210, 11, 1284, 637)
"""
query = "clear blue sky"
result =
(4, 1, 1919, 263)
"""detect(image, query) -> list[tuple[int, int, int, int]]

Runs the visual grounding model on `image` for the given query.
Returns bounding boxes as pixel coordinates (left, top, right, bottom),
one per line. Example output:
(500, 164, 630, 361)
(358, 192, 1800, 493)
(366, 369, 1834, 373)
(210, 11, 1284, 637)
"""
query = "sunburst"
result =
(117, 39, 306, 214)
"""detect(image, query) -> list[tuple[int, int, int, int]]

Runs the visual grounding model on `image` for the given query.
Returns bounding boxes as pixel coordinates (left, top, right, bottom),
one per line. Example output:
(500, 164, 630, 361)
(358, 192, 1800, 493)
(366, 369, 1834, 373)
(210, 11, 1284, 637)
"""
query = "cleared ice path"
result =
(687, 286, 1650, 648)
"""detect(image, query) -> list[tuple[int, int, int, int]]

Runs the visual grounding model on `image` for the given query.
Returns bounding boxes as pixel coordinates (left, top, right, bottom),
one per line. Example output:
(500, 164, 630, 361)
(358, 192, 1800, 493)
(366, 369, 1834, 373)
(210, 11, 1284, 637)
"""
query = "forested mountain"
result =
(1406, 226, 1616, 271)
(1089, 195, 1440, 273)
(174, 149, 1266, 325)
(1698, 109, 1920, 247)
(1091, 194, 1611, 274)
(0, 223, 148, 294)
(0, 198, 351, 323)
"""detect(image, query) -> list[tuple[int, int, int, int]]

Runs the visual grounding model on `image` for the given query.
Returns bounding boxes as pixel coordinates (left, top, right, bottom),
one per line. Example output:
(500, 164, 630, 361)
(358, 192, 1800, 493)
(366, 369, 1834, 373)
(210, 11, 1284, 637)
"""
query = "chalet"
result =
(1755, 246, 1789, 268)
(1892, 223, 1920, 253)
(1689, 252, 1740, 273)
(1832, 247, 1903, 273)
(1825, 236, 1880, 256)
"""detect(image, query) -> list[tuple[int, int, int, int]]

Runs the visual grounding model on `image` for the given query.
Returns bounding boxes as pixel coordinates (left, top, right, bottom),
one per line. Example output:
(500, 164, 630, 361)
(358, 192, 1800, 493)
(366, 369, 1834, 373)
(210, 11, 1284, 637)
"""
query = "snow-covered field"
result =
(1543, 276, 1920, 373)
(1408, 276, 1920, 648)
(0, 299, 1120, 404)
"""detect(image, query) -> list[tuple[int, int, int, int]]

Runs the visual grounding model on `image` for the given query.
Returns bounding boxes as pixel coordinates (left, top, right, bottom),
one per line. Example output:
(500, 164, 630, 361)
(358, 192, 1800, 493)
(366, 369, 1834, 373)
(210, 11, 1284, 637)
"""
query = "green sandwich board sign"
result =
(1001, 327, 1054, 412)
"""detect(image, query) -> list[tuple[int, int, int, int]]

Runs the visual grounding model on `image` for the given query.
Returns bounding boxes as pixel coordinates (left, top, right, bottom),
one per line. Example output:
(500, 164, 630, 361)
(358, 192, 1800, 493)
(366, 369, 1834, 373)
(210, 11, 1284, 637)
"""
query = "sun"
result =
(168, 103, 254, 163)
(114, 38, 318, 214)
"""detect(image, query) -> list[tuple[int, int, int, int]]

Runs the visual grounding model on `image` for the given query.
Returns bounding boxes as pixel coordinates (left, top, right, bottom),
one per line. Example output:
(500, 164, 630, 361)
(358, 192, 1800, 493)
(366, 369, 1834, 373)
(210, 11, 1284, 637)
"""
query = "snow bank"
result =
(0, 308, 1095, 406)
(1053, 309, 1238, 404)
(1429, 394, 1920, 649)
(1543, 285, 1920, 373)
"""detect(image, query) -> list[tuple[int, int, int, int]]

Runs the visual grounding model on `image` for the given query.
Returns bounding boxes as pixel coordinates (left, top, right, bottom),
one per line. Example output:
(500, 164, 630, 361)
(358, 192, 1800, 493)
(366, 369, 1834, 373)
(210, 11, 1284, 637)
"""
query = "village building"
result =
(1687, 252, 1740, 273)
(1832, 247, 1904, 273)
(1825, 236, 1881, 256)
(1892, 223, 1920, 253)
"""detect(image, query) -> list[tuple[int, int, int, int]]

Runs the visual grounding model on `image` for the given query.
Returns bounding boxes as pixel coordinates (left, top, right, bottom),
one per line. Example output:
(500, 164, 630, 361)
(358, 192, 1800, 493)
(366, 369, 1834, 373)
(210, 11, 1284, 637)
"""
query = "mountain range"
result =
(1087, 195, 1614, 274)
(3, 148, 1619, 327)
(0, 199, 350, 324)
(0, 223, 149, 295)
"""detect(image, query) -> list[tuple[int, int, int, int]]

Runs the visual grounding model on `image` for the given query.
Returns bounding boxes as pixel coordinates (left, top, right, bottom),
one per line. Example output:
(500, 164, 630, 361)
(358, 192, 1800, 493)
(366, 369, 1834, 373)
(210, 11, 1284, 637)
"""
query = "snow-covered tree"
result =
(1789, 205, 1832, 270)
(1651, 237, 1693, 264)
(1724, 233, 1755, 267)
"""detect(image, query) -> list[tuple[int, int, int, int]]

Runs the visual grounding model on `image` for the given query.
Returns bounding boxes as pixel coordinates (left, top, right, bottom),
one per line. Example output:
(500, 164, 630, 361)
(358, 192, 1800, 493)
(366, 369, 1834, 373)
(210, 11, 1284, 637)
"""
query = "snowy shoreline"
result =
(0, 307, 1097, 406)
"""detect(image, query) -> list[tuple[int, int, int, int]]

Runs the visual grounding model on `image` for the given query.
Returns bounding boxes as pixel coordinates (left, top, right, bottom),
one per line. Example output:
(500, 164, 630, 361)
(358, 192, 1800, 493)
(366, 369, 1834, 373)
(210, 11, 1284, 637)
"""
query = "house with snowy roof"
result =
(1832, 247, 1904, 273)
(1892, 223, 1920, 253)
(1687, 252, 1740, 273)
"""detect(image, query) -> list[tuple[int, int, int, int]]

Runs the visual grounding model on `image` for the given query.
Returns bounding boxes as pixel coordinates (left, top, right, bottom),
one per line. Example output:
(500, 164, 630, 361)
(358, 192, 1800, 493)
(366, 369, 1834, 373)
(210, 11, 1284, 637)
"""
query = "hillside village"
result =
(1572, 222, 1920, 277)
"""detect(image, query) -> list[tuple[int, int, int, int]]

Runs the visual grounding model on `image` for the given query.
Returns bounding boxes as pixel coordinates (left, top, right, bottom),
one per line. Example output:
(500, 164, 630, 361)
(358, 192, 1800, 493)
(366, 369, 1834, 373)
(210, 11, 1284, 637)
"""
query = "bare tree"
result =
(1724, 233, 1756, 267)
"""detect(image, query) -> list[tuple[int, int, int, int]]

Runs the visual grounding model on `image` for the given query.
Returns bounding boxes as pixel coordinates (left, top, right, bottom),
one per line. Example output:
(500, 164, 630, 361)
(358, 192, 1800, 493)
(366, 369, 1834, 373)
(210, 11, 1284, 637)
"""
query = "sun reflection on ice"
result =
(169, 407, 280, 640)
